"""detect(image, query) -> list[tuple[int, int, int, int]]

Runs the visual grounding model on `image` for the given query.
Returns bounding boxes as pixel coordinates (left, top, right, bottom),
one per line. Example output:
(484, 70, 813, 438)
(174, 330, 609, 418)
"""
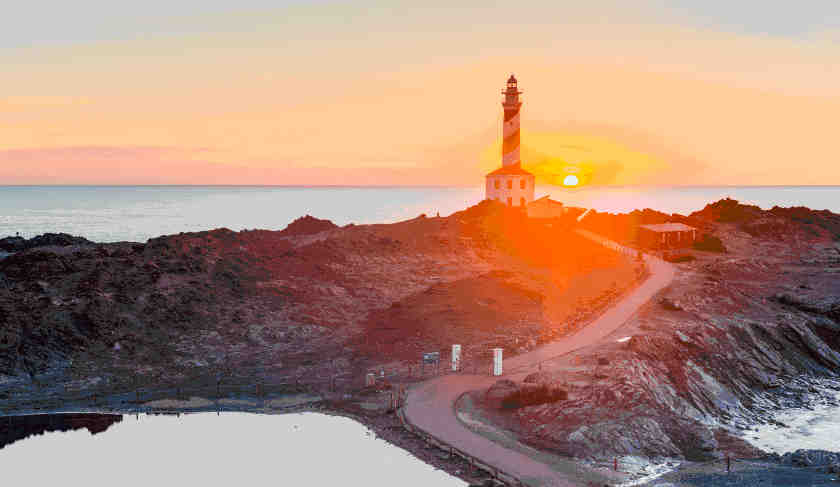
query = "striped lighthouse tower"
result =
(485, 74, 535, 207)
(501, 74, 522, 167)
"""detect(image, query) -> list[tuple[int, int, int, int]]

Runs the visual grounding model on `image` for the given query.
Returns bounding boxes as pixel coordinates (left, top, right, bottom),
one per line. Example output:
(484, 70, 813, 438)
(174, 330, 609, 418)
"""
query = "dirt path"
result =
(403, 233, 675, 486)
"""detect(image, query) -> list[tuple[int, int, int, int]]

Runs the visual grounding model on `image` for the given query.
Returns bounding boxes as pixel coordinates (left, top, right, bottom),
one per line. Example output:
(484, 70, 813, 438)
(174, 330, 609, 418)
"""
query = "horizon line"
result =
(1, 184, 839, 189)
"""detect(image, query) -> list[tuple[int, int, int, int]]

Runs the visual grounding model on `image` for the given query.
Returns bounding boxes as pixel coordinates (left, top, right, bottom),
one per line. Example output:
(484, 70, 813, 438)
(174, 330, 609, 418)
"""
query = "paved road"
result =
(403, 234, 676, 487)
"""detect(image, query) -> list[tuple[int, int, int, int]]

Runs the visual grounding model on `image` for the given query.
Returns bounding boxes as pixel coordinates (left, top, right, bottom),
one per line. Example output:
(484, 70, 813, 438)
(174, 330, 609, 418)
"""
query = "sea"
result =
(0, 185, 838, 243)
(0, 412, 467, 487)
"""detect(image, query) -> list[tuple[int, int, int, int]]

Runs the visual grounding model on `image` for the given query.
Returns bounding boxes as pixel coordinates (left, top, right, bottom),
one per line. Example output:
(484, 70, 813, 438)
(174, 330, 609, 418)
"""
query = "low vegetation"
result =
(501, 384, 568, 409)
(692, 234, 727, 253)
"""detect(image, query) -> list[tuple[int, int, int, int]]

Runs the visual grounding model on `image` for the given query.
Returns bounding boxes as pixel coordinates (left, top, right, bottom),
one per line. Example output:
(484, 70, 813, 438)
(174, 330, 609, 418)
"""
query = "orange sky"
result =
(2, 1, 839, 185)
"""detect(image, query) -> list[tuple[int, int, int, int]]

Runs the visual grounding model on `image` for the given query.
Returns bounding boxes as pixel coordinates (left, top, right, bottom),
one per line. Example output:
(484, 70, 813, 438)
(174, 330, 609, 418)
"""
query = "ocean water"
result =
(0, 412, 466, 487)
(748, 381, 840, 454)
(0, 185, 837, 243)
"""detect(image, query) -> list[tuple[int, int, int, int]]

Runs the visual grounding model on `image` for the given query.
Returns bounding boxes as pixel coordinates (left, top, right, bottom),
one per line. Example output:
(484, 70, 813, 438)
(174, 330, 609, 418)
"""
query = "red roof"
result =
(486, 163, 534, 176)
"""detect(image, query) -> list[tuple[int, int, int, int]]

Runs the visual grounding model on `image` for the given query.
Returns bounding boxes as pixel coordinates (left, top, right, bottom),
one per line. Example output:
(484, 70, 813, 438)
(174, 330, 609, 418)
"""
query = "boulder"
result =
(485, 379, 518, 402)
(523, 371, 552, 384)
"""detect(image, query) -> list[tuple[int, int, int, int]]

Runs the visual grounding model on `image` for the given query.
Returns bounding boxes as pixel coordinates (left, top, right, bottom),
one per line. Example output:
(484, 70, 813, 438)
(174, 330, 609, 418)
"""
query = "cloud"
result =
(3, 3, 840, 185)
(0, 146, 469, 186)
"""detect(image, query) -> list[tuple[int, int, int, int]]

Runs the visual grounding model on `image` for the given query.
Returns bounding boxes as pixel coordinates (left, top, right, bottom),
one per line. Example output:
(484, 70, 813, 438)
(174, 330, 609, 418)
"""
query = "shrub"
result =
(665, 254, 695, 263)
(501, 384, 568, 409)
(693, 234, 727, 253)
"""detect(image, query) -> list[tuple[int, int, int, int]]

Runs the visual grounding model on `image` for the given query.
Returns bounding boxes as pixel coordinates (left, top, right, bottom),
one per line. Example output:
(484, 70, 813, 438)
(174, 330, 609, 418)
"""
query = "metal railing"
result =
(0, 377, 348, 416)
(396, 405, 528, 487)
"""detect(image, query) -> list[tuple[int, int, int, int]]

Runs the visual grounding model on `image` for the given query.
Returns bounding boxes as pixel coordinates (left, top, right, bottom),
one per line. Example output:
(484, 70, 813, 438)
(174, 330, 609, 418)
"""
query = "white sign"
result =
(493, 348, 503, 376)
(451, 344, 461, 372)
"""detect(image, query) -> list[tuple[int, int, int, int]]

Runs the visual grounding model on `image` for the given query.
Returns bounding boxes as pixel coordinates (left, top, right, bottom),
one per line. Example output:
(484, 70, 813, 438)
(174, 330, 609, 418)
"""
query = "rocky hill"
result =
(0, 200, 635, 398)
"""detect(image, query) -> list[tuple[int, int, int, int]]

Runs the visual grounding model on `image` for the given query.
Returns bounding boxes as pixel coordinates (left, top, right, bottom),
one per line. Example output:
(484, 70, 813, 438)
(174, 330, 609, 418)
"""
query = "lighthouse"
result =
(485, 74, 535, 207)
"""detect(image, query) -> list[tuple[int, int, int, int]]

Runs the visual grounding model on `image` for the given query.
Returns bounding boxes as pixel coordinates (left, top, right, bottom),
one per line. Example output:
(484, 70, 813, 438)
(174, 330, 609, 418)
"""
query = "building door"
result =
(507, 197, 512, 206)
(520, 197, 526, 207)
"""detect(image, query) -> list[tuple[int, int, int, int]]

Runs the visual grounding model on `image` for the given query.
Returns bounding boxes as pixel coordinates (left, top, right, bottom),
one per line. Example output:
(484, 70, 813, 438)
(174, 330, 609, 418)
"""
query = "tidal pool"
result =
(0, 412, 467, 487)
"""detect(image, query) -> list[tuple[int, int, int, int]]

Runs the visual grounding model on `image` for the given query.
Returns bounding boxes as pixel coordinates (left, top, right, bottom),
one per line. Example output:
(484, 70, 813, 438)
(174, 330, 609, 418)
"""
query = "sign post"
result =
(423, 352, 440, 376)
(492, 348, 503, 376)
(451, 345, 461, 372)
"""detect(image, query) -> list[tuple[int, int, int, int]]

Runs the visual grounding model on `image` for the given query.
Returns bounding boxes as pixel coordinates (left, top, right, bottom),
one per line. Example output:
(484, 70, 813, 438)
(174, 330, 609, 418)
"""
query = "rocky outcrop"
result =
(486, 200, 840, 463)
(0, 413, 121, 450)
(0, 233, 93, 253)
(691, 198, 840, 242)
(278, 215, 338, 237)
(523, 371, 552, 384)
(773, 293, 840, 322)
(781, 449, 840, 468)
(485, 380, 519, 403)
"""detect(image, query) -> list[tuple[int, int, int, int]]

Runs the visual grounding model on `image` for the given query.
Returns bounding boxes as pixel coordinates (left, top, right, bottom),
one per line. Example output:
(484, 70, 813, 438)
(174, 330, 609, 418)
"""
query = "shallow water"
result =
(0, 412, 466, 487)
(666, 462, 839, 486)
(747, 384, 840, 454)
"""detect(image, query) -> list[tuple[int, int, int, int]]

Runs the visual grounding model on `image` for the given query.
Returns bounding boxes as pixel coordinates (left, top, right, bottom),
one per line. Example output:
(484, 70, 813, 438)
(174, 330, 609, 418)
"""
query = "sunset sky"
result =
(2, 1, 839, 186)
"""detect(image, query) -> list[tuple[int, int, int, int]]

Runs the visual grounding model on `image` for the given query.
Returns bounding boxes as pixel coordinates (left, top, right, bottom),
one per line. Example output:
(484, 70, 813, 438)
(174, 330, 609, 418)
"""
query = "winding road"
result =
(403, 231, 676, 486)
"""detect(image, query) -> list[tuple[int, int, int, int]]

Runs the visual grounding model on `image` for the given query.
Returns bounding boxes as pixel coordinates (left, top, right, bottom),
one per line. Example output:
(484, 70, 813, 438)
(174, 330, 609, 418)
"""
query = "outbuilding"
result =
(526, 195, 566, 219)
(638, 223, 697, 249)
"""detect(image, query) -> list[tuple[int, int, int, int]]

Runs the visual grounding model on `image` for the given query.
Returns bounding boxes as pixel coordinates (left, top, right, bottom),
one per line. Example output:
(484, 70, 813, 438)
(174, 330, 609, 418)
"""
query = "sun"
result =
(562, 174, 579, 187)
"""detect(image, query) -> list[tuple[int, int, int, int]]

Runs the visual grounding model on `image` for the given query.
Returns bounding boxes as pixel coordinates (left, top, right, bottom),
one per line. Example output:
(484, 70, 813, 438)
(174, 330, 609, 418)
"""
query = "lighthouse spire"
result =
(501, 74, 522, 167)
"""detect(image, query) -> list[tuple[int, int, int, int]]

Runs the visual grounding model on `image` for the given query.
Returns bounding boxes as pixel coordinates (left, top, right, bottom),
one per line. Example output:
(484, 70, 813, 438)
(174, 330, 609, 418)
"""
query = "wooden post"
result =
(614, 457, 618, 471)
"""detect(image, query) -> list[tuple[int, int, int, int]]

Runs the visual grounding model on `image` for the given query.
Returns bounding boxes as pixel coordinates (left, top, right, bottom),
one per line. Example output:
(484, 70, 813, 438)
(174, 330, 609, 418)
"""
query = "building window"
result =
(520, 197, 526, 207)
(520, 179, 526, 189)
(507, 179, 512, 189)
(494, 179, 500, 189)
(507, 197, 512, 206)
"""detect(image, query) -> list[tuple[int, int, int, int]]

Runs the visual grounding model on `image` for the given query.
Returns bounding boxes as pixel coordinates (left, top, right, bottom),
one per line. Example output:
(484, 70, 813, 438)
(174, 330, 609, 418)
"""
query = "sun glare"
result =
(562, 175, 579, 187)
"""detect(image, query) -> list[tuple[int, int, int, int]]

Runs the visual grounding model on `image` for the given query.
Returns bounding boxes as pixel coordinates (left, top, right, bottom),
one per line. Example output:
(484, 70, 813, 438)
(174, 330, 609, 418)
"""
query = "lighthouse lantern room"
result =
(485, 74, 535, 207)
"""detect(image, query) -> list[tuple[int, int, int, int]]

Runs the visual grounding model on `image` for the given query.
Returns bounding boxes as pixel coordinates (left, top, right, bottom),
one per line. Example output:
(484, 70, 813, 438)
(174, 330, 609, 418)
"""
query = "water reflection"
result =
(0, 412, 466, 487)
(0, 413, 122, 450)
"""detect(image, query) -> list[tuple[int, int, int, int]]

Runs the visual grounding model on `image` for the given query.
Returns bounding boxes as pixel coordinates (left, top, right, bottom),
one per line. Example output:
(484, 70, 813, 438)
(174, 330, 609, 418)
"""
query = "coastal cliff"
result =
(475, 199, 840, 463)
(3, 198, 840, 478)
